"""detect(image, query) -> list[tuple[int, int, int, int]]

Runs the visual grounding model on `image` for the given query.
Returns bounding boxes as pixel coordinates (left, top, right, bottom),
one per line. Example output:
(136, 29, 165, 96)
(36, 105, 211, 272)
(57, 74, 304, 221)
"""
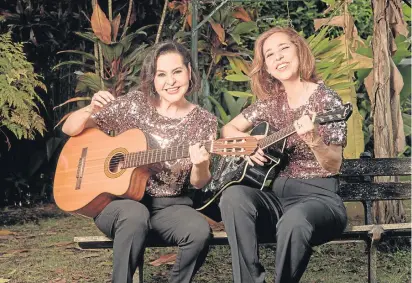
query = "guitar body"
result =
(194, 122, 287, 221)
(53, 128, 151, 218)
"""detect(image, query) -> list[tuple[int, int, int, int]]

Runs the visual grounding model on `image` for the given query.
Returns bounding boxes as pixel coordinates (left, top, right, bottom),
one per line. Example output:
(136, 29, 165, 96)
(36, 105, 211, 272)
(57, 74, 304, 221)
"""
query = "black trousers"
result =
(94, 196, 212, 283)
(219, 177, 347, 283)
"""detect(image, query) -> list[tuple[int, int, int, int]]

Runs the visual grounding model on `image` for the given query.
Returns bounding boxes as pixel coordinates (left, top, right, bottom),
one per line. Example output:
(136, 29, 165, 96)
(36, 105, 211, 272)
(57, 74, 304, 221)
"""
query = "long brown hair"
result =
(250, 27, 319, 99)
(139, 40, 200, 97)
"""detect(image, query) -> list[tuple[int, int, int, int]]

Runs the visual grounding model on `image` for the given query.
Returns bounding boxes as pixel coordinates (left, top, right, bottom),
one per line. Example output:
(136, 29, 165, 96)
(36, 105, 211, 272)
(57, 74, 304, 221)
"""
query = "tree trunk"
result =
(370, 0, 406, 224)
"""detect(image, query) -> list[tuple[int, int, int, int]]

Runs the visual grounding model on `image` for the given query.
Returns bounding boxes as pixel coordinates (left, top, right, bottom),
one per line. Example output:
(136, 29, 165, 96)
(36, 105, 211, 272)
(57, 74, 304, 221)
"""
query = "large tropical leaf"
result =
(101, 43, 124, 62)
(91, 3, 111, 44)
(208, 96, 230, 125)
(77, 72, 102, 93)
(75, 31, 98, 43)
(225, 74, 250, 82)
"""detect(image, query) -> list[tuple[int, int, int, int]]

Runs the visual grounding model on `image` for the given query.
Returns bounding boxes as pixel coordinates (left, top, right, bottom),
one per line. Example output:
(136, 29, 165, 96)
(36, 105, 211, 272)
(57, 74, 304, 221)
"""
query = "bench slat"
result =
(74, 223, 411, 249)
(338, 182, 411, 201)
(340, 158, 411, 176)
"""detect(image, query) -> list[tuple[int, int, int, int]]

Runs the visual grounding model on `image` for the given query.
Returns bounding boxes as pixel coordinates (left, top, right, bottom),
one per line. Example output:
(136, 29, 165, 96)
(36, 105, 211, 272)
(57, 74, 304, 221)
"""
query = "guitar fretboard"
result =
(259, 125, 296, 149)
(122, 141, 213, 168)
(257, 114, 337, 149)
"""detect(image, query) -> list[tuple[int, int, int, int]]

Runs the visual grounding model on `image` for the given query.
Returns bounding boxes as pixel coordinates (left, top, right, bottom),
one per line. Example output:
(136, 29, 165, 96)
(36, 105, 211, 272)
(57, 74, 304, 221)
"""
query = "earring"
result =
(150, 85, 156, 97)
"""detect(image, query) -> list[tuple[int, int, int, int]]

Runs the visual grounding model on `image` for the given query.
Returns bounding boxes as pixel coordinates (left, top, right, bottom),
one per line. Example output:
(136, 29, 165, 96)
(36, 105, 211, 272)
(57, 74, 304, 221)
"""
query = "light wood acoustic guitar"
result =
(53, 128, 258, 218)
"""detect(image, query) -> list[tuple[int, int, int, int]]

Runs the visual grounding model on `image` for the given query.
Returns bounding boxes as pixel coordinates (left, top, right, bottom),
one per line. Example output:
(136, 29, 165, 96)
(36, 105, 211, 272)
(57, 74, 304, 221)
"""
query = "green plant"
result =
(0, 32, 46, 145)
(52, 2, 154, 126)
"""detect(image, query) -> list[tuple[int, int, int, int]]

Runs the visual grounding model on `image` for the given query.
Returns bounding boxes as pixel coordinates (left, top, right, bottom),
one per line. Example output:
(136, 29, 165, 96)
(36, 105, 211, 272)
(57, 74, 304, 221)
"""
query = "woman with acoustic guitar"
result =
(62, 41, 217, 283)
(219, 27, 348, 283)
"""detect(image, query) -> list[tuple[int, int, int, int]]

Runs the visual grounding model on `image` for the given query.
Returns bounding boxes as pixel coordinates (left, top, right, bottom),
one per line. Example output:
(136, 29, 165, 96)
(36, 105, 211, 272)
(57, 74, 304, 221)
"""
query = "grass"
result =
(0, 205, 410, 283)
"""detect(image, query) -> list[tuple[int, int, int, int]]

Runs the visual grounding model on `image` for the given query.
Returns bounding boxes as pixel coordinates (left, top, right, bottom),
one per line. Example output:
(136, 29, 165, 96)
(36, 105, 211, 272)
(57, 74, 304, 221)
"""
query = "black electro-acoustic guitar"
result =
(194, 103, 353, 221)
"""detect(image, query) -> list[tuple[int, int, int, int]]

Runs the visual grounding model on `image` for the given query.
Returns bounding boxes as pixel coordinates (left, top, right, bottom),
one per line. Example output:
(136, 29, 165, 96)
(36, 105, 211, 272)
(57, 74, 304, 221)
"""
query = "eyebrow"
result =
(156, 66, 184, 73)
(264, 43, 289, 55)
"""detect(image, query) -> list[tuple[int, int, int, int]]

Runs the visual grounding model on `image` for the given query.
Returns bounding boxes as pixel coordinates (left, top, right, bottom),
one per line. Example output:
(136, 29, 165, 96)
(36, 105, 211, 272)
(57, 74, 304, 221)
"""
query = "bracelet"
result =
(307, 136, 324, 149)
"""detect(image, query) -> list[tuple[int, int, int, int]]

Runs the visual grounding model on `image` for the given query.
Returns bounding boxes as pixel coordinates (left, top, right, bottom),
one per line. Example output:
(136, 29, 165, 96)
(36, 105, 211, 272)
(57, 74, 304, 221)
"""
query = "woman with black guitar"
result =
(61, 41, 217, 283)
(219, 27, 348, 283)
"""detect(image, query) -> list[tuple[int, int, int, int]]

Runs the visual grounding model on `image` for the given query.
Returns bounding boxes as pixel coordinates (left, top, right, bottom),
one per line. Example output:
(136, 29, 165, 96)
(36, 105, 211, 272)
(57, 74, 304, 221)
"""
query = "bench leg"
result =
(138, 263, 144, 283)
(367, 239, 377, 283)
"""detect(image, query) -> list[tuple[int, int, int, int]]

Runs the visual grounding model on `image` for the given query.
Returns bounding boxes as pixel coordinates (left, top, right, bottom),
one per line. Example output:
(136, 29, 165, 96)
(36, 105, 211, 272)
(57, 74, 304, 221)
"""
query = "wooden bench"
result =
(74, 157, 412, 283)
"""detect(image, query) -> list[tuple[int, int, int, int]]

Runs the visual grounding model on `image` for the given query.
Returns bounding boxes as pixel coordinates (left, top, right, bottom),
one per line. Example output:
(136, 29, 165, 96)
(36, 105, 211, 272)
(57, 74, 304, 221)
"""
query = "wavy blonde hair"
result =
(250, 27, 319, 99)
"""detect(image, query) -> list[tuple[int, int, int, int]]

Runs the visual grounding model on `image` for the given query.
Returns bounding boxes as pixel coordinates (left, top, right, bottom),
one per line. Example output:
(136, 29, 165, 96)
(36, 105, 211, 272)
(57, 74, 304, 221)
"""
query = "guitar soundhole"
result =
(108, 153, 125, 173)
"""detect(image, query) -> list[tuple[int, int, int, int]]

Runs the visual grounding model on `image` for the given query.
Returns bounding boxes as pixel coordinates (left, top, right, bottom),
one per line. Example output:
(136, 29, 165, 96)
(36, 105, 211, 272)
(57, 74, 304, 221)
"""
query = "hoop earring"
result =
(150, 85, 157, 97)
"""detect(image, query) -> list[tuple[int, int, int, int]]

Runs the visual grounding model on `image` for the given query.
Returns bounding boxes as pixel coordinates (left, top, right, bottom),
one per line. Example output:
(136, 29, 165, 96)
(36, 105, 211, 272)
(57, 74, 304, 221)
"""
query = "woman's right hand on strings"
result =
(245, 135, 267, 166)
(87, 91, 115, 114)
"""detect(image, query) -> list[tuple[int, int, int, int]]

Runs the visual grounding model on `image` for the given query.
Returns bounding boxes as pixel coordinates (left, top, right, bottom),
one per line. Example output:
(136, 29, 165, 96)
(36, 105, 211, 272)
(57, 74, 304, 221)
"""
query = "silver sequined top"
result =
(92, 90, 218, 197)
(242, 83, 347, 178)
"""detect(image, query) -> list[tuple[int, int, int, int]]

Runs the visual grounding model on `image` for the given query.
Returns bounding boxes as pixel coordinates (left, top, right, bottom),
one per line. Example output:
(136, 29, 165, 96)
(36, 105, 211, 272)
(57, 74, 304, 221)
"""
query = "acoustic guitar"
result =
(53, 128, 257, 217)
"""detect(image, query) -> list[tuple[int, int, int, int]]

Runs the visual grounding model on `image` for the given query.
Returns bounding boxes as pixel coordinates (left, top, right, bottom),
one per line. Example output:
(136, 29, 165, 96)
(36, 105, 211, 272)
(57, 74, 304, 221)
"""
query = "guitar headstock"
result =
(315, 103, 353, 124)
(211, 136, 258, 156)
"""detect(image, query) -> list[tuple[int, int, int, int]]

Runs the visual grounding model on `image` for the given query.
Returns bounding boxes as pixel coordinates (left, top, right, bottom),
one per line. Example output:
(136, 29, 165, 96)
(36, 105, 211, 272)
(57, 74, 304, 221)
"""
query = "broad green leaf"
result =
(225, 74, 250, 82)
(119, 33, 139, 51)
(398, 64, 411, 102)
(328, 81, 356, 90)
(340, 88, 365, 158)
(227, 57, 242, 74)
(403, 120, 411, 137)
(101, 43, 124, 62)
(393, 35, 411, 65)
(123, 44, 148, 67)
(78, 72, 102, 93)
(224, 92, 239, 117)
(312, 38, 330, 56)
(329, 63, 359, 79)
(75, 31, 98, 43)
(208, 96, 229, 124)
(232, 22, 258, 35)
(403, 3, 411, 21)
(229, 32, 242, 45)
(227, 91, 253, 98)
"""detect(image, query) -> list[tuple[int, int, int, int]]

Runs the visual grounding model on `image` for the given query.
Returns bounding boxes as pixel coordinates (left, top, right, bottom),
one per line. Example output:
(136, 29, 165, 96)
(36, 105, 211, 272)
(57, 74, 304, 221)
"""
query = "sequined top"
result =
(92, 90, 218, 197)
(242, 83, 347, 178)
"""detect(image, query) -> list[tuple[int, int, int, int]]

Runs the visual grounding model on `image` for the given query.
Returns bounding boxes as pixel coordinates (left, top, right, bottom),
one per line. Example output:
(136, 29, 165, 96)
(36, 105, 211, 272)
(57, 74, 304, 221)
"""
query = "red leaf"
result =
(233, 7, 252, 22)
(53, 97, 91, 110)
(54, 112, 74, 130)
(0, 230, 14, 236)
(210, 21, 225, 44)
(91, 3, 112, 44)
(149, 253, 177, 266)
(187, 13, 192, 28)
(111, 14, 121, 42)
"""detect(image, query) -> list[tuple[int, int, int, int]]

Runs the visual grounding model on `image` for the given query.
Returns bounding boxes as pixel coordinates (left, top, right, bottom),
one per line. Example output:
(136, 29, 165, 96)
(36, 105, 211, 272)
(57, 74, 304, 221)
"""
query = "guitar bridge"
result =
(75, 148, 88, 190)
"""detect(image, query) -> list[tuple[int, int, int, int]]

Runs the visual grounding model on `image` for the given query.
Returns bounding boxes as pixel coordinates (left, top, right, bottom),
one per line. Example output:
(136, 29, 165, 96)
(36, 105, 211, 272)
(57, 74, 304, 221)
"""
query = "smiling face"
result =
(263, 32, 300, 83)
(153, 52, 191, 104)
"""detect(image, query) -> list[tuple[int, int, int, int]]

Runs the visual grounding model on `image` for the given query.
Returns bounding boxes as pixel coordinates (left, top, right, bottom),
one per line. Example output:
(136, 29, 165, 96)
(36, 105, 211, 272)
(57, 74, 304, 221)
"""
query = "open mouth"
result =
(165, 86, 180, 94)
(276, 63, 289, 71)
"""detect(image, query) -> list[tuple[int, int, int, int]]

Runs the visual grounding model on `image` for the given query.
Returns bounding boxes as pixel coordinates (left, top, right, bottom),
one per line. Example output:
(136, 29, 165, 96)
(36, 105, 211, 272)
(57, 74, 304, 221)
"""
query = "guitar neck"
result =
(258, 125, 296, 149)
(122, 141, 213, 168)
(258, 115, 329, 149)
